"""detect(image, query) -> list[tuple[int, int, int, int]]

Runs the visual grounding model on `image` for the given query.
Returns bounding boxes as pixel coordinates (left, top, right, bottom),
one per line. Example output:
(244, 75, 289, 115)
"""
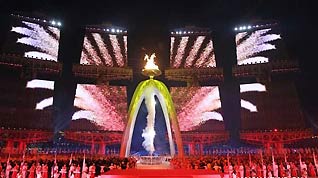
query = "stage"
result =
(99, 169, 225, 178)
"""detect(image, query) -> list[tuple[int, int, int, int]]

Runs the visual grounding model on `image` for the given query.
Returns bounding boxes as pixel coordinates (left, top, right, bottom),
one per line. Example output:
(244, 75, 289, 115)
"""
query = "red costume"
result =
(309, 163, 316, 177)
(245, 165, 250, 177)
(291, 164, 298, 177)
(11, 165, 19, 178)
(256, 165, 262, 177)
(28, 164, 36, 178)
(42, 164, 48, 178)
(89, 165, 95, 178)
(60, 165, 67, 178)
(74, 165, 81, 178)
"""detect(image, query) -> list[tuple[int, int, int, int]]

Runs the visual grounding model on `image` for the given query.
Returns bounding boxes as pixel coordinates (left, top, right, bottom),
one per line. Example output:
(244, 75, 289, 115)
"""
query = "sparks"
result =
(171, 87, 222, 131)
(236, 28, 281, 65)
(170, 37, 175, 66)
(184, 36, 205, 68)
(171, 83, 267, 131)
(109, 34, 125, 67)
(170, 36, 216, 68)
(194, 40, 214, 68)
(73, 84, 126, 131)
(172, 36, 189, 68)
(11, 21, 60, 61)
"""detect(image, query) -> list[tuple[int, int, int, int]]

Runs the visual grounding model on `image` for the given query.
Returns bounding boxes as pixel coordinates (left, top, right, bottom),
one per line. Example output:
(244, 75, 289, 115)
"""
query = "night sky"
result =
(0, 0, 317, 125)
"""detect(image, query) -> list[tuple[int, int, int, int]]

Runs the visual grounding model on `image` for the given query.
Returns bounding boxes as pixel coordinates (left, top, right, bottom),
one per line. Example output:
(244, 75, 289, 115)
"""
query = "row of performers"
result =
(0, 162, 99, 178)
(223, 161, 314, 178)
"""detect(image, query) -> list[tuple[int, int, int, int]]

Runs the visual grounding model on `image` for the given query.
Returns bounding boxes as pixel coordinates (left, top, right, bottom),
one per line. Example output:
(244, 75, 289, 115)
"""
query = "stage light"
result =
(171, 32, 174, 34)
(179, 31, 182, 34)
(106, 29, 110, 32)
(242, 26, 246, 30)
(51, 20, 56, 25)
(120, 30, 123, 33)
(239, 27, 243, 30)
(116, 29, 120, 33)
(57, 22, 62, 26)
(43, 20, 46, 22)
(256, 25, 259, 27)
(111, 28, 115, 33)
(183, 31, 186, 34)
(234, 27, 238, 31)
(247, 25, 251, 29)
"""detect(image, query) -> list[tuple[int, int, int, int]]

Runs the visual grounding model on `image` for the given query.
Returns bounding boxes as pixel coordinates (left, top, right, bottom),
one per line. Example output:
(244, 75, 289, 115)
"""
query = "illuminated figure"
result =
(120, 53, 184, 157)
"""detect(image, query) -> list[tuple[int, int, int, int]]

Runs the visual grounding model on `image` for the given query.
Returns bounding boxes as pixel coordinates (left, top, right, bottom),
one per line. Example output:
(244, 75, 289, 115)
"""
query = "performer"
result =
(234, 163, 239, 178)
(262, 164, 267, 178)
(99, 165, 105, 174)
(238, 163, 244, 178)
(41, 164, 48, 178)
(301, 161, 308, 173)
(88, 164, 95, 178)
(60, 165, 67, 178)
(273, 162, 279, 178)
(245, 164, 250, 178)
(256, 164, 262, 178)
(6, 162, 12, 178)
(228, 163, 233, 178)
(74, 165, 81, 178)
(53, 167, 59, 178)
(250, 163, 257, 177)
(285, 162, 291, 178)
(11, 164, 19, 178)
(223, 164, 229, 176)
(69, 163, 75, 178)
(81, 163, 88, 178)
(21, 163, 28, 178)
(291, 162, 298, 177)
(0, 164, 3, 178)
(51, 164, 59, 178)
(279, 162, 286, 177)
(308, 162, 316, 177)
(301, 167, 308, 178)
(267, 163, 273, 178)
(35, 163, 42, 178)
(28, 163, 36, 178)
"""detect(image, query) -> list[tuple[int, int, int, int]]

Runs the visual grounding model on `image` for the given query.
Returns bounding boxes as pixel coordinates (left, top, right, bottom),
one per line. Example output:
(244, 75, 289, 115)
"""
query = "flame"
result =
(144, 53, 159, 70)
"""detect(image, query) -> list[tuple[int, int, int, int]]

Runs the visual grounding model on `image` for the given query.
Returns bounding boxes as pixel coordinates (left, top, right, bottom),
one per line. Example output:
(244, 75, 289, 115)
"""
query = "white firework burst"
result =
(236, 28, 281, 65)
(26, 80, 126, 131)
(171, 83, 266, 131)
(11, 21, 60, 61)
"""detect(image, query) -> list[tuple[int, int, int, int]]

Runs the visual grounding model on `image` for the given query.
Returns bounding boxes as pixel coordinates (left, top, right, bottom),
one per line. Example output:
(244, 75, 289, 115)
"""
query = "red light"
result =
(274, 129, 278, 132)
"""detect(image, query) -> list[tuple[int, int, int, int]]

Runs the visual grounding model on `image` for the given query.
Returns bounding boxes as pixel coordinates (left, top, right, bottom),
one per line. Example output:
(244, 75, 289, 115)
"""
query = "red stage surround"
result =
(100, 169, 225, 178)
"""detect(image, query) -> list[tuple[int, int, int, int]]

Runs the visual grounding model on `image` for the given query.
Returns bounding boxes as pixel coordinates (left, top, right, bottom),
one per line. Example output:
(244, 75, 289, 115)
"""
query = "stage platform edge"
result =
(99, 169, 226, 178)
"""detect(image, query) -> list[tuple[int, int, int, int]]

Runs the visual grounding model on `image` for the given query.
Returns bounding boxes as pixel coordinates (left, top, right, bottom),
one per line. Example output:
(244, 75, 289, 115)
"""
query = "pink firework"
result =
(73, 84, 127, 131)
